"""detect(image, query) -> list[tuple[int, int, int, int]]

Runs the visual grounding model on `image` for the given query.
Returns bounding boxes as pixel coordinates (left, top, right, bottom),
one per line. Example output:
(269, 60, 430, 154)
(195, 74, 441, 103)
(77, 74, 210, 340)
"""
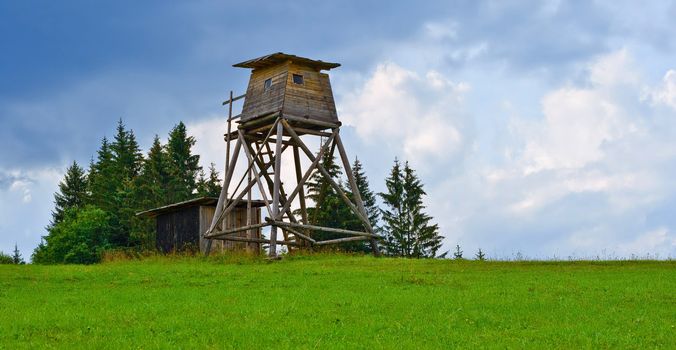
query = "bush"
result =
(0, 252, 13, 264)
(32, 206, 114, 264)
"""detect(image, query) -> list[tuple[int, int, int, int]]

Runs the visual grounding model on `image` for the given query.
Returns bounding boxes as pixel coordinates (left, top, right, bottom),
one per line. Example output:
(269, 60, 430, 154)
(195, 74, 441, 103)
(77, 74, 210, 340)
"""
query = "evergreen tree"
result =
(12, 244, 25, 264)
(165, 122, 201, 203)
(305, 149, 362, 250)
(110, 119, 143, 181)
(196, 163, 222, 197)
(475, 248, 486, 261)
(453, 245, 464, 260)
(380, 158, 405, 256)
(51, 161, 88, 227)
(128, 136, 170, 250)
(379, 159, 443, 258)
(341, 157, 379, 252)
(87, 137, 116, 211)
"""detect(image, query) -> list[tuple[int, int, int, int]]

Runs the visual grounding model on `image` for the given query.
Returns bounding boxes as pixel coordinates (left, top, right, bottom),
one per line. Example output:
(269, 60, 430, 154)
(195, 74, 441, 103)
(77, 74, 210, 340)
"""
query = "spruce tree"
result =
(351, 157, 379, 230)
(196, 163, 222, 197)
(12, 244, 25, 264)
(379, 159, 443, 258)
(110, 119, 143, 180)
(130, 135, 169, 249)
(88, 137, 116, 211)
(165, 122, 201, 203)
(51, 161, 88, 227)
(305, 149, 361, 249)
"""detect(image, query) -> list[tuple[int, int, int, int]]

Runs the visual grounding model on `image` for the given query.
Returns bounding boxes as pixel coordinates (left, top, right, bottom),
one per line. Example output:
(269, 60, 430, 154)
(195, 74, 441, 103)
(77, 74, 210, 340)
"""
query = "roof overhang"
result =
(233, 52, 340, 71)
(136, 197, 266, 218)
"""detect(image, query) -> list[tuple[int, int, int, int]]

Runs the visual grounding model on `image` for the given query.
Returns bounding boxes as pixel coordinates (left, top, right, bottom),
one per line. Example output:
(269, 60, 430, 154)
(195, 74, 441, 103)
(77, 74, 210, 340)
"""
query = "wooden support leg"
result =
(205, 136, 242, 256)
(335, 133, 381, 256)
(270, 121, 284, 257)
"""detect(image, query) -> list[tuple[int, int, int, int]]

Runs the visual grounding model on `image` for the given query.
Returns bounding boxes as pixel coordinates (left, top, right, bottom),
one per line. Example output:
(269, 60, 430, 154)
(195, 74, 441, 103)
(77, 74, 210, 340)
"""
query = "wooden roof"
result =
(136, 197, 265, 217)
(233, 52, 340, 71)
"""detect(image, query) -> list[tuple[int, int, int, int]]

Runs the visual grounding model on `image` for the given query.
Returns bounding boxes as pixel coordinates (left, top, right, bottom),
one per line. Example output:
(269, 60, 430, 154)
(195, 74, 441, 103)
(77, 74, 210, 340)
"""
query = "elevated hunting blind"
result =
(203, 52, 381, 257)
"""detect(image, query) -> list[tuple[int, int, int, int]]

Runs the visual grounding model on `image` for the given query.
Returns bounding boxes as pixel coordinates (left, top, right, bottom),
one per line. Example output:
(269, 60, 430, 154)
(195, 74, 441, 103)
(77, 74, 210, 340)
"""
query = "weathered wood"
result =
(222, 93, 245, 106)
(282, 226, 316, 244)
(271, 220, 379, 238)
(238, 131, 274, 218)
(205, 136, 243, 255)
(213, 235, 299, 247)
(276, 129, 337, 220)
(335, 133, 381, 256)
(293, 145, 308, 225)
(283, 114, 340, 129)
(315, 236, 370, 246)
(282, 121, 374, 232)
(205, 222, 270, 238)
(269, 121, 284, 257)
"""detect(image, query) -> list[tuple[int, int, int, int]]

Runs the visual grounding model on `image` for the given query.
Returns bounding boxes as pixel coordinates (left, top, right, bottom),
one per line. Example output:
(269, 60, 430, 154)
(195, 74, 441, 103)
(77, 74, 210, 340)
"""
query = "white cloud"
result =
(338, 49, 676, 258)
(340, 62, 469, 166)
(651, 69, 676, 109)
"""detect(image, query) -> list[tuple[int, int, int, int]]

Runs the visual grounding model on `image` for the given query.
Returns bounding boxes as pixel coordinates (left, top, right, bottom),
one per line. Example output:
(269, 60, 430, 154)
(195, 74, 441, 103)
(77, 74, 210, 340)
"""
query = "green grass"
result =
(1, 255, 674, 349)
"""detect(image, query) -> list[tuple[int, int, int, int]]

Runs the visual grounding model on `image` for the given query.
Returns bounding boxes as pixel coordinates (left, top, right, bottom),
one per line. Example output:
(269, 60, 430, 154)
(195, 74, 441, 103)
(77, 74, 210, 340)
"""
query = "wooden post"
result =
(335, 133, 381, 256)
(246, 142, 254, 253)
(282, 121, 374, 232)
(205, 136, 242, 256)
(293, 145, 308, 225)
(269, 121, 284, 257)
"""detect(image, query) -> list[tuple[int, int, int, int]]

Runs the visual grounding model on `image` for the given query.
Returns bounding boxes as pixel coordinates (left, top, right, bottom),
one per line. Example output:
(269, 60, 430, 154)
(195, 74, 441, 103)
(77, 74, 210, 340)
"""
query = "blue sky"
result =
(2, 0, 675, 259)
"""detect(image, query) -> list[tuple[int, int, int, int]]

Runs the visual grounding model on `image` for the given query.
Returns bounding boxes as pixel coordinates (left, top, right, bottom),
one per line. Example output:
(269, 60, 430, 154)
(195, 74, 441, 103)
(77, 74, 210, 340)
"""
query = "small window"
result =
(264, 78, 272, 91)
(292, 74, 304, 85)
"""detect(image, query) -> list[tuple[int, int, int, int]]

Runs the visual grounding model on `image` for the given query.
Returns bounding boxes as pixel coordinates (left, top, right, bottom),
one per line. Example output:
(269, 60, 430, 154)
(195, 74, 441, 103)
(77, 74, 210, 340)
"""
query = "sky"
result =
(1, 0, 675, 260)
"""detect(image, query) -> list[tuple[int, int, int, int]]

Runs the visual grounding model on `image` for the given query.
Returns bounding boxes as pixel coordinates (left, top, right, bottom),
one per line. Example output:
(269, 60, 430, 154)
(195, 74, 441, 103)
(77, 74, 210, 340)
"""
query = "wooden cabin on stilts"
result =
(203, 52, 381, 257)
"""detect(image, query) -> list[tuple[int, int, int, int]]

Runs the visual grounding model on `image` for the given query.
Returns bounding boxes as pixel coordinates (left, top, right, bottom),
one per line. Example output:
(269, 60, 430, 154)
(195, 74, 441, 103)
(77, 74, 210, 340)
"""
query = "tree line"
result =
(31, 120, 444, 263)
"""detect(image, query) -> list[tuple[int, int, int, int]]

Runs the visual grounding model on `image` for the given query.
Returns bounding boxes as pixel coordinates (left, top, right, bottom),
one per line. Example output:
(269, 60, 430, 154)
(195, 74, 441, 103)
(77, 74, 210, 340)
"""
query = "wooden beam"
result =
(335, 133, 381, 256)
(281, 121, 375, 233)
(315, 236, 370, 246)
(269, 121, 284, 257)
(276, 129, 337, 220)
(270, 220, 380, 238)
(205, 222, 271, 238)
(293, 145, 308, 225)
(221, 93, 245, 106)
(283, 114, 340, 129)
(213, 235, 299, 247)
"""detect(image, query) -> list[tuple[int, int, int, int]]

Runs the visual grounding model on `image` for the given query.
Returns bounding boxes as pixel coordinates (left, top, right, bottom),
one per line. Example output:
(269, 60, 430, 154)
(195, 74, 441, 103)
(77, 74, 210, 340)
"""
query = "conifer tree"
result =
(165, 122, 201, 202)
(196, 163, 222, 198)
(305, 149, 359, 248)
(12, 244, 25, 264)
(51, 161, 88, 227)
(351, 157, 379, 230)
(130, 135, 169, 249)
(110, 119, 143, 181)
(380, 159, 443, 258)
(88, 137, 116, 211)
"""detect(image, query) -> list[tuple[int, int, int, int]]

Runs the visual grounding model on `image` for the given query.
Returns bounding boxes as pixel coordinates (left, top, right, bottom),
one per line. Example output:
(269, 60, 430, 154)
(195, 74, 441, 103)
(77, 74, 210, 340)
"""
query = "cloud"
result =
(340, 49, 676, 258)
(340, 63, 470, 168)
(650, 69, 676, 110)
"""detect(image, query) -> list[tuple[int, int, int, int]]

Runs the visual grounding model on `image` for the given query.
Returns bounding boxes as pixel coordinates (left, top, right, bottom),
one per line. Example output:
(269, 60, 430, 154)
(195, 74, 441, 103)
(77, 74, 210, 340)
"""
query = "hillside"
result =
(1, 255, 674, 348)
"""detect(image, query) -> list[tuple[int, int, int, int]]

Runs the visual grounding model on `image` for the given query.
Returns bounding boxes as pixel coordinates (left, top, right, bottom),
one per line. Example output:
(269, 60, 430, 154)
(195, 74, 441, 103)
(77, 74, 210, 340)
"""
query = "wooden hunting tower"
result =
(203, 53, 381, 257)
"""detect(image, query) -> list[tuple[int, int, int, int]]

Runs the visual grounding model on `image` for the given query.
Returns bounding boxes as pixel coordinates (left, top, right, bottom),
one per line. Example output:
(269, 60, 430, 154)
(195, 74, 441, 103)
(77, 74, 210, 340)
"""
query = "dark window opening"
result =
(264, 78, 272, 91)
(292, 74, 304, 85)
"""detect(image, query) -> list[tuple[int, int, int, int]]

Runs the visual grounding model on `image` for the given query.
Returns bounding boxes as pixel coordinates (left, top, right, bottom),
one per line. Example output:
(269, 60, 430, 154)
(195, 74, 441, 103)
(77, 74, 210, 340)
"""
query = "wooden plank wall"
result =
(157, 205, 262, 253)
(240, 63, 289, 122)
(283, 64, 338, 123)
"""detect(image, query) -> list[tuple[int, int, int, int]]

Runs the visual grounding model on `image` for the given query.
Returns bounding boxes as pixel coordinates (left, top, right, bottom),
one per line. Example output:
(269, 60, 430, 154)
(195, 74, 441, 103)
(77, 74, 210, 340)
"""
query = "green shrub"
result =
(32, 206, 113, 264)
(0, 252, 13, 264)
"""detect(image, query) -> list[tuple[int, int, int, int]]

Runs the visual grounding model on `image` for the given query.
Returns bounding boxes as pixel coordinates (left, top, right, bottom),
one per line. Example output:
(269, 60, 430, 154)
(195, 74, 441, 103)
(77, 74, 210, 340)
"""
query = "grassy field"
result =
(1, 255, 674, 349)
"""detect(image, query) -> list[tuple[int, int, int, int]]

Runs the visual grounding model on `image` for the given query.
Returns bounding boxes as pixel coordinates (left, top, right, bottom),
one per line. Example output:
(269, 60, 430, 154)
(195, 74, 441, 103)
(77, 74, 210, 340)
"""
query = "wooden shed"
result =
(137, 197, 265, 254)
(234, 52, 341, 128)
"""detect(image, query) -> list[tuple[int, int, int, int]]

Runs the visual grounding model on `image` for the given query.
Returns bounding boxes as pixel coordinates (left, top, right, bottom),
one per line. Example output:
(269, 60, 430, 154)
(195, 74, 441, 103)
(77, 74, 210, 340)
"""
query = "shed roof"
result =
(136, 197, 265, 218)
(233, 52, 340, 71)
